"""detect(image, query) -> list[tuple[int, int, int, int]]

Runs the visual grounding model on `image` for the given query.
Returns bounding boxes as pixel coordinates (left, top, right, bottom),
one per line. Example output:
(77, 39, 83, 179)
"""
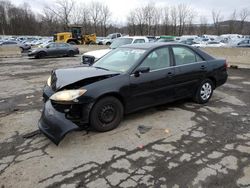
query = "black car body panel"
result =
(39, 43, 228, 145)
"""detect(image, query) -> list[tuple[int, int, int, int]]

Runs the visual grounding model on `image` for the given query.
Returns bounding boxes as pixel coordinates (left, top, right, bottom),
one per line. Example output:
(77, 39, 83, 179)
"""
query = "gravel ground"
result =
(0, 55, 250, 188)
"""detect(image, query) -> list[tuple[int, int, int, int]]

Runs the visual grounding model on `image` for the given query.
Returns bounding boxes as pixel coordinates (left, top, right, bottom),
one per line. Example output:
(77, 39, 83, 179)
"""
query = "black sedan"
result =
(39, 43, 228, 145)
(28, 42, 79, 58)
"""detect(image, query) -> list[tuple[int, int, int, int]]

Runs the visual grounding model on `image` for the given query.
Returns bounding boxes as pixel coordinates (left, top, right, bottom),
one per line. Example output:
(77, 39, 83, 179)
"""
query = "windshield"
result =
(107, 34, 113, 39)
(110, 38, 133, 49)
(93, 48, 146, 73)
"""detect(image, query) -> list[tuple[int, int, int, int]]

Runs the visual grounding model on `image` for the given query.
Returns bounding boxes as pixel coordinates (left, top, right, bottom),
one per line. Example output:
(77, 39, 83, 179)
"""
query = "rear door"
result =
(46, 43, 59, 56)
(171, 46, 207, 98)
(128, 47, 175, 110)
(58, 43, 69, 55)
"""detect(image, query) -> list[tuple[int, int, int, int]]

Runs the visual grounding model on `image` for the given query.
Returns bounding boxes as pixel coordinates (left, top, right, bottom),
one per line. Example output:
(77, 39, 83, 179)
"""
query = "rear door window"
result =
(133, 39, 145, 43)
(172, 47, 203, 66)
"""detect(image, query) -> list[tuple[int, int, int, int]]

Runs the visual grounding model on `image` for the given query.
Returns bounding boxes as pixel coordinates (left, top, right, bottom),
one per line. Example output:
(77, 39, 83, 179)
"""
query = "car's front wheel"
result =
(90, 96, 124, 132)
(194, 79, 214, 104)
(67, 50, 74, 57)
(35, 51, 46, 59)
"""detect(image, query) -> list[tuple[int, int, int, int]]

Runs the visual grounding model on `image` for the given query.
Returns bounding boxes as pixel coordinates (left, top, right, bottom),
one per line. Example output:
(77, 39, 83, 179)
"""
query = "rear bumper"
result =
(38, 100, 81, 145)
(216, 71, 228, 87)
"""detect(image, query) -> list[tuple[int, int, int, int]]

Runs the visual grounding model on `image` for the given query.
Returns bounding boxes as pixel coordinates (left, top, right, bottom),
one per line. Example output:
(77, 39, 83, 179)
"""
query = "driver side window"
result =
(139, 47, 170, 71)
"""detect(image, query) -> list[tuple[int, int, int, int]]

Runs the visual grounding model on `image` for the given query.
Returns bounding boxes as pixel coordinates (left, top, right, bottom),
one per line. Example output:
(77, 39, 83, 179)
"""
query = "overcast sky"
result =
(12, 0, 250, 24)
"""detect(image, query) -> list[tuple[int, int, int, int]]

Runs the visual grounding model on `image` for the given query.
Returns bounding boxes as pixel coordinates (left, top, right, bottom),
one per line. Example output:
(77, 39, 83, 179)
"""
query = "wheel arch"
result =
(207, 76, 216, 88)
(67, 39, 79, 45)
(95, 92, 126, 109)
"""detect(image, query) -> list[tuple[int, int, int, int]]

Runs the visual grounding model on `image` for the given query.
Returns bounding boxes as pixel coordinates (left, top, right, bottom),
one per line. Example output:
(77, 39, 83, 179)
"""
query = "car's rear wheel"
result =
(68, 50, 74, 57)
(20, 47, 24, 53)
(68, 41, 76, 45)
(194, 79, 214, 104)
(36, 51, 46, 59)
(90, 96, 123, 132)
(106, 42, 111, 45)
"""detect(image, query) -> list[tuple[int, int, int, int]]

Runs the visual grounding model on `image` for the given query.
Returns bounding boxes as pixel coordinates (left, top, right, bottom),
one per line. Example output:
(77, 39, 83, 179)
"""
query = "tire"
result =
(35, 51, 46, 59)
(90, 96, 124, 132)
(20, 47, 24, 53)
(68, 41, 76, 45)
(106, 42, 111, 45)
(194, 79, 214, 104)
(89, 41, 96, 45)
(68, 50, 74, 57)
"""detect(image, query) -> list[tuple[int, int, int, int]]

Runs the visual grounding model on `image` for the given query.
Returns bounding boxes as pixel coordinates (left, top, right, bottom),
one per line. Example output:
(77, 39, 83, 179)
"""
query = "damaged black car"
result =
(39, 43, 228, 145)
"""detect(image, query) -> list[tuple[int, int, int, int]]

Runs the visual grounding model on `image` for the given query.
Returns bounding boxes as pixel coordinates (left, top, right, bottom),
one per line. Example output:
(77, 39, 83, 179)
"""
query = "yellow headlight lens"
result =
(50, 89, 87, 102)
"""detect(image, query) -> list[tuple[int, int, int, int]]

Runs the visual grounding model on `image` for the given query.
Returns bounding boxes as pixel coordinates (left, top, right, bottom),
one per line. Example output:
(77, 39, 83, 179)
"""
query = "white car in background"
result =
(205, 41, 227, 48)
(193, 41, 227, 48)
(81, 36, 149, 65)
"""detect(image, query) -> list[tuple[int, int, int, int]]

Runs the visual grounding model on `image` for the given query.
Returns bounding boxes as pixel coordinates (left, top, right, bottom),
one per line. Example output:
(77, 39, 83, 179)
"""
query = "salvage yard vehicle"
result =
(28, 42, 79, 59)
(0, 41, 31, 52)
(39, 43, 228, 145)
(155, 35, 176, 43)
(54, 26, 96, 45)
(98, 33, 122, 45)
(81, 36, 149, 65)
(235, 39, 250, 48)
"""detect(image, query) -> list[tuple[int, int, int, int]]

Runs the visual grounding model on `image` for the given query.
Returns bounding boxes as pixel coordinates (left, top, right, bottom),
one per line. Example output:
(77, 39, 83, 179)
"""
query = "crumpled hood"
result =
(51, 66, 119, 90)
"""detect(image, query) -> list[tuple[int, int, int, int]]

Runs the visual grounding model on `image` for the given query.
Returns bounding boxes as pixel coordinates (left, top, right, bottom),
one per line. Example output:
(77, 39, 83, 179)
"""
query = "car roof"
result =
(119, 36, 148, 39)
(120, 42, 215, 60)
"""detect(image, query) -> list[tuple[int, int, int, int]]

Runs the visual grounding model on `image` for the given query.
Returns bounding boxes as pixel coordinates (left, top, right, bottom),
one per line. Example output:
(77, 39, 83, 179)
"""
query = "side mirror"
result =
(134, 67, 150, 77)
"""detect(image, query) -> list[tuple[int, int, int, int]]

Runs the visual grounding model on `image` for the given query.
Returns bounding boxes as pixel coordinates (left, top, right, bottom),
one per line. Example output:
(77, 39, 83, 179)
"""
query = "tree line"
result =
(0, 0, 249, 37)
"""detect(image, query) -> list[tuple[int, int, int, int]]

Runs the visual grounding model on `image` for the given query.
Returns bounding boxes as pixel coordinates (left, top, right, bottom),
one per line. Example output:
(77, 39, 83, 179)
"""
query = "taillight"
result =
(224, 60, 228, 69)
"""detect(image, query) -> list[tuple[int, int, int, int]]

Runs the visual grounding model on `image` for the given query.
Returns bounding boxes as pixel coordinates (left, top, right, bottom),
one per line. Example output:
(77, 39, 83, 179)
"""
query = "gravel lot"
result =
(0, 54, 250, 188)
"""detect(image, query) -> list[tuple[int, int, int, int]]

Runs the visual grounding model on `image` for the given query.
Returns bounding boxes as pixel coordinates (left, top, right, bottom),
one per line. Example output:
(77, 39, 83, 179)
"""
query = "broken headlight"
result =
(47, 76, 51, 87)
(50, 89, 87, 102)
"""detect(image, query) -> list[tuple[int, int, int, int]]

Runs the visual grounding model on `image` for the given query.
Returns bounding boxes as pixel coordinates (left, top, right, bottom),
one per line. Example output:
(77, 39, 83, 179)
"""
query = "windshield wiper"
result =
(94, 66, 110, 71)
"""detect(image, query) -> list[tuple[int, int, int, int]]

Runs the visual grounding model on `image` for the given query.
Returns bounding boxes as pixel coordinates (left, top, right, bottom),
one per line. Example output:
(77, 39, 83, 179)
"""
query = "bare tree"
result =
(162, 7, 170, 34)
(228, 9, 237, 33)
(89, 1, 102, 33)
(170, 6, 177, 35)
(177, 4, 192, 35)
(212, 10, 223, 35)
(134, 7, 145, 35)
(186, 9, 195, 34)
(127, 10, 137, 35)
(199, 16, 208, 35)
(143, 3, 157, 35)
(100, 4, 111, 36)
(44, 0, 74, 31)
(239, 8, 249, 34)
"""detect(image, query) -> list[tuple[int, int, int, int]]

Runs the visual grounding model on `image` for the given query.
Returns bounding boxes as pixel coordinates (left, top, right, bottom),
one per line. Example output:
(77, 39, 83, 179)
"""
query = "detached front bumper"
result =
(38, 100, 80, 145)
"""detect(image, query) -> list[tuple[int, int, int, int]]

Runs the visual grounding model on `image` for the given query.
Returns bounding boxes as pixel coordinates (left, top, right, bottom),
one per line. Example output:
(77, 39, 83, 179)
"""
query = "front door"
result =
(128, 47, 175, 111)
(46, 43, 59, 57)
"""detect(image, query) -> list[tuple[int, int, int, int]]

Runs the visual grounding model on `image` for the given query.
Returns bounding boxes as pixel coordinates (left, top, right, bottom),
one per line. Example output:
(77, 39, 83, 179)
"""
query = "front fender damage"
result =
(38, 100, 80, 145)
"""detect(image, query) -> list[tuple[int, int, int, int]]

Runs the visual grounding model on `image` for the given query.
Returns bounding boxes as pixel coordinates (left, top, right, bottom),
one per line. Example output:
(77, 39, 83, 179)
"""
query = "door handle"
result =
(166, 72, 174, 77)
(200, 65, 207, 70)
